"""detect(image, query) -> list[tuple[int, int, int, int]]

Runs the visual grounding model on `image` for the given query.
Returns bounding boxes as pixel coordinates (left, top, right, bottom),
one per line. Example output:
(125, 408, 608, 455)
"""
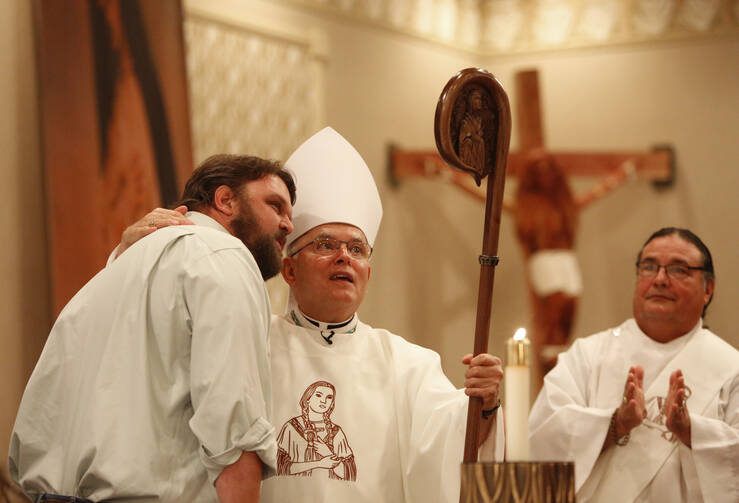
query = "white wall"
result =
(0, 0, 50, 473)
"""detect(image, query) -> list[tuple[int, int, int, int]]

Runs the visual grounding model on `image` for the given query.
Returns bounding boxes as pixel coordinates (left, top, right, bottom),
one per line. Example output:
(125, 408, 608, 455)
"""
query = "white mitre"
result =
(284, 126, 383, 248)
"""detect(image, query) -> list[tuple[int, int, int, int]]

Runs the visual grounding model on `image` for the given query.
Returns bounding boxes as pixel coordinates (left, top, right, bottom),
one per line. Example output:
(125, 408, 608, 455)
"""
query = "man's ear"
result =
(213, 185, 237, 217)
(704, 278, 715, 306)
(282, 256, 297, 287)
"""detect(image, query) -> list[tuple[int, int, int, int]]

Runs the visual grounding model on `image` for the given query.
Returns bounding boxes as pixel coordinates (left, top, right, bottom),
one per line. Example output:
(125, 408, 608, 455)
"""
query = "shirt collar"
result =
(289, 308, 358, 345)
(185, 211, 230, 234)
(290, 308, 357, 333)
(623, 317, 703, 344)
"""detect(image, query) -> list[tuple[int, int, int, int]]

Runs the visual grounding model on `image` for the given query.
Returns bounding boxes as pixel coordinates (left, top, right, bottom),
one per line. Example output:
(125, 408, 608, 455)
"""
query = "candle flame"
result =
(514, 327, 527, 341)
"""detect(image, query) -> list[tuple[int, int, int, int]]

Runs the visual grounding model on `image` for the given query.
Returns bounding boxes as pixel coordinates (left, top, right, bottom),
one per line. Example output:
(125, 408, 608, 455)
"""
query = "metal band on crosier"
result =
(478, 255, 500, 267)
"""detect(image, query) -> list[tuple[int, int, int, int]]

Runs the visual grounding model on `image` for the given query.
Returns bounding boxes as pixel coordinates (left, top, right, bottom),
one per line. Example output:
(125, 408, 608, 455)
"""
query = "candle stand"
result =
(461, 461, 575, 503)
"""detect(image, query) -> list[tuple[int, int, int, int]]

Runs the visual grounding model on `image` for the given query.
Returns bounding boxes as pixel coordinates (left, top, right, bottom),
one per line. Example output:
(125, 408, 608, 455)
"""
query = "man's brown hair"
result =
(177, 154, 296, 211)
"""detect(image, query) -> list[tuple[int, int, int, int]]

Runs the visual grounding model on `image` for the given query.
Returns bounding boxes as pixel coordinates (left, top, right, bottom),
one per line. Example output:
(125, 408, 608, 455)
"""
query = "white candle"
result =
(504, 327, 531, 461)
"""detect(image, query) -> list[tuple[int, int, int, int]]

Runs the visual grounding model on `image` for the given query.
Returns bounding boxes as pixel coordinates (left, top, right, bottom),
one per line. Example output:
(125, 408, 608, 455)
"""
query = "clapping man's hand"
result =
(615, 365, 647, 439)
(664, 369, 692, 447)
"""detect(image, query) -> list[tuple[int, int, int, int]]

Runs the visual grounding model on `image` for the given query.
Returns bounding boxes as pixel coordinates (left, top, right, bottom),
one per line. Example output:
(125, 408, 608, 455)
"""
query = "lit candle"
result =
(504, 327, 531, 461)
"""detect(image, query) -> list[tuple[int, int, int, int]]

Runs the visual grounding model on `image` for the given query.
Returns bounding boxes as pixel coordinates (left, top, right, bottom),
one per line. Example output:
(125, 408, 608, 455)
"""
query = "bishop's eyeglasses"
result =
(290, 237, 373, 260)
(636, 261, 707, 281)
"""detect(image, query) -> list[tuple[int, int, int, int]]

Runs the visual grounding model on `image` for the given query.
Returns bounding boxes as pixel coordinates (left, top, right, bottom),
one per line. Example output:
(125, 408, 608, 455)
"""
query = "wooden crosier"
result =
(435, 68, 575, 503)
(434, 68, 511, 464)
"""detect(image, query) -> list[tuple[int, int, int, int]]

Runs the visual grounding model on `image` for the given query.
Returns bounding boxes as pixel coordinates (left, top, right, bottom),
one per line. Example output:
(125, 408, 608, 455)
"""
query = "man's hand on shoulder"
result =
(116, 206, 194, 258)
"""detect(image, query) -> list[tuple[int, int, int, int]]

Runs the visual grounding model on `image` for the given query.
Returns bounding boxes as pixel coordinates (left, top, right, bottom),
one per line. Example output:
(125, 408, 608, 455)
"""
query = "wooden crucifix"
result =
(391, 69, 674, 385)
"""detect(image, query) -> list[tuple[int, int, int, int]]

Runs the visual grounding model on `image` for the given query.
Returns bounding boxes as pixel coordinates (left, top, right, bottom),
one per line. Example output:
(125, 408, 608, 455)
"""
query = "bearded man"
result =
(9, 155, 295, 503)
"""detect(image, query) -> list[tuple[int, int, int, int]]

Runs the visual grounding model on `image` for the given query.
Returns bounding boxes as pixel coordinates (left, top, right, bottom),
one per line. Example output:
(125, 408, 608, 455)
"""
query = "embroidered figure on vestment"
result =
(277, 380, 357, 481)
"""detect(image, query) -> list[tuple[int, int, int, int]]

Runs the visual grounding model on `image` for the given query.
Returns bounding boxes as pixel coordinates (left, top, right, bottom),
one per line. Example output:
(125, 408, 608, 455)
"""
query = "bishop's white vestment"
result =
(9, 212, 276, 502)
(261, 312, 504, 503)
(529, 318, 739, 503)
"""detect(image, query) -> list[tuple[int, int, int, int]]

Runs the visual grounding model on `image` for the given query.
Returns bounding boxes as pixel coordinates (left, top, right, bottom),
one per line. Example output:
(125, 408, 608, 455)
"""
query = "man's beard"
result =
(231, 207, 283, 280)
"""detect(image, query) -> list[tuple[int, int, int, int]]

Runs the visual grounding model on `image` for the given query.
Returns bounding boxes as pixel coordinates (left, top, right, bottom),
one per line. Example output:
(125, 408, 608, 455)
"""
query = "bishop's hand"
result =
(461, 353, 503, 410)
(462, 353, 503, 449)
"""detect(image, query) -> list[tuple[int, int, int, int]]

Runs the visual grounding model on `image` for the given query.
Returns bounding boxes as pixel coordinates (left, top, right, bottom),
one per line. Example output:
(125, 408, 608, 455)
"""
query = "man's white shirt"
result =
(9, 212, 276, 502)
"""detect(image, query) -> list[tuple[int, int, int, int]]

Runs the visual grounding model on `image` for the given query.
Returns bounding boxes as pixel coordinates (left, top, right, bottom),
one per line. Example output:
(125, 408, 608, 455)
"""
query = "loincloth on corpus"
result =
(527, 249, 583, 297)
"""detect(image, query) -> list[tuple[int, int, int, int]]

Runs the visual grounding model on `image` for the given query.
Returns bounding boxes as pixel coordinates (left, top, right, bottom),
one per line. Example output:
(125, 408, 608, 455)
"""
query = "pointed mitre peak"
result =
(284, 127, 383, 248)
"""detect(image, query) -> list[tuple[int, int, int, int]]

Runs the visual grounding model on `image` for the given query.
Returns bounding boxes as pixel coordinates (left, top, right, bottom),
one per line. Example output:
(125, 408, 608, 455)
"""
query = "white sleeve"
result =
(184, 248, 277, 485)
(401, 347, 465, 503)
(106, 244, 121, 266)
(685, 373, 739, 502)
(477, 406, 505, 462)
(528, 340, 612, 491)
(396, 341, 503, 503)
